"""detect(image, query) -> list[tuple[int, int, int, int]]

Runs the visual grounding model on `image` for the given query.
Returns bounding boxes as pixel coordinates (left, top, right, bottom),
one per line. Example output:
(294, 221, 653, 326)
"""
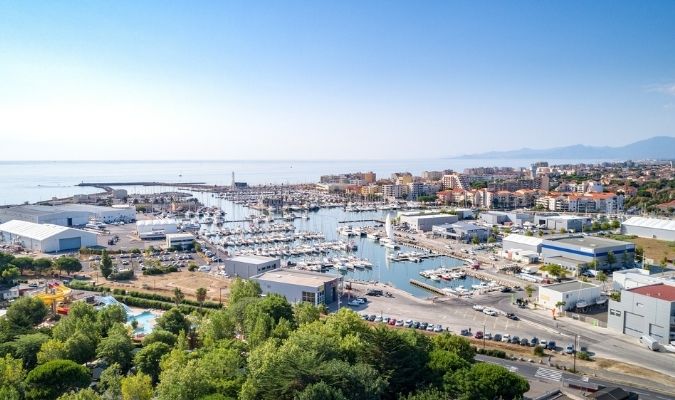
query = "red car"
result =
(388, 318, 396, 326)
(474, 331, 484, 339)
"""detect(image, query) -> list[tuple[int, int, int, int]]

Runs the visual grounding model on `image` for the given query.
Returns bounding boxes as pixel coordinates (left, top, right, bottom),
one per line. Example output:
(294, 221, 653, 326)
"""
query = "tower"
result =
(231, 171, 235, 190)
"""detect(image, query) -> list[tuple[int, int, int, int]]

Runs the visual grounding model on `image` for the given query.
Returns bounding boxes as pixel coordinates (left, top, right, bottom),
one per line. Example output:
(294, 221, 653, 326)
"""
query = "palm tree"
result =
(596, 271, 607, 291)
(525, 284, 535, 299)
(173, 288, 185, 306)
(195, 287, 207, 308)
(554, 301, 566, 316)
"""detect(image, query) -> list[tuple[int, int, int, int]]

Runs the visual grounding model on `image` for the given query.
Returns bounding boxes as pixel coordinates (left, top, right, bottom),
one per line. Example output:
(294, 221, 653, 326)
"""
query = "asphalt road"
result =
(477, 354, 675, 400)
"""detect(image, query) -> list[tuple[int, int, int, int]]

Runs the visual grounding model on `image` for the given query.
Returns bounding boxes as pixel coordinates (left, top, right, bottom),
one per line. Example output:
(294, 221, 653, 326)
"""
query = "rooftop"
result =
(542, 280, 598, 293)
(0, 220, 77, 240)
(628, 283, 675, 301)
(165, 233, 194, 239)
(0, 205, 71, 217)
(503, 234, 543, 246)
(546, 235, 632, 249)
(253, 269, 339, 287)
(136, 219, 178, 226)
(228, 255, 279, 265)
(622, 216, 675, 231)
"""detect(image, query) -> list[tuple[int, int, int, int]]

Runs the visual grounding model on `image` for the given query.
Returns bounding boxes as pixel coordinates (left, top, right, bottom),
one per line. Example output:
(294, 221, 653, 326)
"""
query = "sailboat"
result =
(381, 214, 399, 249)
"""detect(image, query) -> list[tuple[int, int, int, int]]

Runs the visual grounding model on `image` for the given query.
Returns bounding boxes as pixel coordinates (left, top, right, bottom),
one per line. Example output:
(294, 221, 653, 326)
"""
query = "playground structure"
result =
(36, 282, 72, 314)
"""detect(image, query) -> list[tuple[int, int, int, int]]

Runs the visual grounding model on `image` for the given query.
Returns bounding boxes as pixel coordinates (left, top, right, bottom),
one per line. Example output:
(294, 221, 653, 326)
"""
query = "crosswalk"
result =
(534, 367, 563, 382)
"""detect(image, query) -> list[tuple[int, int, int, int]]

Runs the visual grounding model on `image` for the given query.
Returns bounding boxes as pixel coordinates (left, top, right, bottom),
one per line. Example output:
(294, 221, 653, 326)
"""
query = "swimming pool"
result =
(127, 310, 158, 335)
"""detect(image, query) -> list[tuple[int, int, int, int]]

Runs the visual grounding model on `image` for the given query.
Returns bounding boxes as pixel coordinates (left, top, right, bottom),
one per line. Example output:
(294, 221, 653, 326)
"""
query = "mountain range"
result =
(452, 136, 675, 160)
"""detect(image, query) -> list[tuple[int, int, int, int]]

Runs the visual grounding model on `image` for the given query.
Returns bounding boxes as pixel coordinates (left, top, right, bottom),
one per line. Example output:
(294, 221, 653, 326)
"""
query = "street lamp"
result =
(573, 334, 579, 373)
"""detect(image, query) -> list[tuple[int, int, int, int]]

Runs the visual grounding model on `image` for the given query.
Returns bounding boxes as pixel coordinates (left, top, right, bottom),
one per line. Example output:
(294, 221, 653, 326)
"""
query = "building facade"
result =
(607, 284, 675, 344)
(538, 281, 601, 311)
(252, 269, 340, 305)
(223, 255, 280, 279)
(0, 220, 98, 253)
(542, 236, 635, 271)
(399, 214, 459, 232)
(621, 217, 675, 241)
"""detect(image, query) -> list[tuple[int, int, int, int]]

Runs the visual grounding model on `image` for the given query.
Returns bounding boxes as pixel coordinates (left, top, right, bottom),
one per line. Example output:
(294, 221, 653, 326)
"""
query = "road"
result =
(477, 354, 675, 400)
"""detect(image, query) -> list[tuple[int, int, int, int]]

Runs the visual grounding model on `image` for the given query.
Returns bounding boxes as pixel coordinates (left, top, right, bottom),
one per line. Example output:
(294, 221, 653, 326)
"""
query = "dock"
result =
(409, 279, 446, 295)
(337, 219, 385, 224)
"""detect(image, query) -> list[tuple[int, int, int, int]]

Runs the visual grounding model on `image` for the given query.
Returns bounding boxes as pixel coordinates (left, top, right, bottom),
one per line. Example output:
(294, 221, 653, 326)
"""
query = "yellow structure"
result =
(36, 284, 72, 306)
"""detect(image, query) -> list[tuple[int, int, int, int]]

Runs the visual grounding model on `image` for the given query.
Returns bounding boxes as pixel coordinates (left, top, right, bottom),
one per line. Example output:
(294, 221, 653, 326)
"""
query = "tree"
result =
(0, 265, 19, 284)
(295, 382, 347, 400)
(33, 257, 53, 277)
(487, 236, 496, 243)
(142, 329, 177, 347)
(54, 257, 82, 275)
(524, 284, 535, 299)
(524, 230, 533, 237)
(432, 333, 475, 364)
(9, 332, 50, 369)
(134, 342, 171, 383)
(228, 277, 261, 305)
(56, 388, 102, 400)
(155, 308, 190, 335)
(403, 388, 451, 400)
(195, 287, 207, 308)
(173, 288, 185, 306)
(96, 324, 134, 371)
(23, 359, 90, 400)
(37, 339, 68, 364)
(622, 250, 631, 267)
(98, 363, 122, 400)
(12, 256, 34, 275)
(452, 362, 529, 400)
(294, 302, 321, 326)
(0, 354, 25, 397)
(539, 264, 568, 282)
(606, 251, 616, 269)
(554, 301, 566, 314)
(596, 271, 607, 291)
(120, 373, 153, 400)
(100, 251, 113, 279)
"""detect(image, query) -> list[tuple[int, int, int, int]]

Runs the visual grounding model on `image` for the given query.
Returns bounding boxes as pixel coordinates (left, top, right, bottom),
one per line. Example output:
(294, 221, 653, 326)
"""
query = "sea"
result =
(0, 158, 611, 205)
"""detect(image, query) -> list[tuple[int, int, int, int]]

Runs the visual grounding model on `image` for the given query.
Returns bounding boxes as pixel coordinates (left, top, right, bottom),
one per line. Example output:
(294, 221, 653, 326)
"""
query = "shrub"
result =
(109, 270, 134, 280)
(577, 351, 593, 361)
(533, 345, 545, 357)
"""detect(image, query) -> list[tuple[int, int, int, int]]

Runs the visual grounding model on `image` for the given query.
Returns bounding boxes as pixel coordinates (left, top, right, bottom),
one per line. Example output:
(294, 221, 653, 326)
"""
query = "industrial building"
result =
(0, 220, 98, 253)
(136, 219, 178, 239)
(252, 269, 340, 305)
(502, 234, 544, 254)
(621, 217, 675, 241)
(607, 283, 675, 344)
(57, 204, 136, 223)
(399, 213, 458, 232)
(431, 222, 489, 242)
(542, 236, 635, 271)
(165, 233, 195, 249)
(537, 281, 602, 311)
(0, 205, 90, 227)
(612, 268, 675, 291)
(479, 211, 534, 227)
(534, 214, 585, 232)
(223, 255, 280, 279)
(0, 204, 136, 226)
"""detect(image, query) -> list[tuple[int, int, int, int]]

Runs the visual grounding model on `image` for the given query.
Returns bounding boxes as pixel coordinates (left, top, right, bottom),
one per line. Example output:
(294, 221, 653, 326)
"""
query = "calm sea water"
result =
(0, 158, 611, 205)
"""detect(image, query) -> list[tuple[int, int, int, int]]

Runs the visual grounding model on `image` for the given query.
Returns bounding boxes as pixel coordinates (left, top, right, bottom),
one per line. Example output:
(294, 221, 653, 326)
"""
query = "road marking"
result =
(534, 368, 563, 382)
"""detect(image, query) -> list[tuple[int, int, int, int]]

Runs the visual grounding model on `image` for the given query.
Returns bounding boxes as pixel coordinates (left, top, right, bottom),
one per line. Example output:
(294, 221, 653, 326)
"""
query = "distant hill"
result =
(452, 136, 675, 160)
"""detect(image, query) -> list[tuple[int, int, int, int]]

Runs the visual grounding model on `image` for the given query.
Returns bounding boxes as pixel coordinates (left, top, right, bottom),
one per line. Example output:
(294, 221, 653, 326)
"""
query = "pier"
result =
(337, 219, 385, 224)
(409, 279, 447, 296)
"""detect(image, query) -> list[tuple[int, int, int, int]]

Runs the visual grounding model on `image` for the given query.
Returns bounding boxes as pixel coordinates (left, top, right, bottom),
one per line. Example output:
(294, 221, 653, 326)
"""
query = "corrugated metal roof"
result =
(0, 220, 71, 240)
(622, 217, 675, 232)
(136, 219, 178, 226)
(503, 234, 544, 247)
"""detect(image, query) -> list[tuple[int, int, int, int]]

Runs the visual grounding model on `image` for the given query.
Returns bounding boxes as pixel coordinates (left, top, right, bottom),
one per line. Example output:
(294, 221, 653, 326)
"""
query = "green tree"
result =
(606, 251, 616, 269)
(471, 235, 480, 245)
(0, 265, 19, 284)
(228, 277, 261, 305)
(554, 301, 566, 313)
(37, 339, 68, 364)
(0, 354, 25, 398)
(23, 359, 90, 400)
(524, 284, 535, 299)
(54, 257, 82, 275)
(96, 324, 134, 371)
(141, 329, 177, 347)
(10, 332, 50, 369)
(12, 256, 34, 275)
(56, 388, 102, 400)
(524, 230, 533, 237)
(195, 287, 207, 308)
(97, 304, 128, 337)
(431, 333, 475, 364)
(173, 288, 185, 306)
(134, 342, 171, 383)
(120, 373, 153, 400)
(622, 250, 631, 267)
(540, 264, 569, 282)
(98, 363, 122, 400)
(295, 382, 348, 400)
(294, 302, 321, 326)
(452, 362, 529, 400)
(155, 308, 190, 335)
(100, 250, 113, 279)
(596, 271, 608, 291)
(33, 257, 53, 277)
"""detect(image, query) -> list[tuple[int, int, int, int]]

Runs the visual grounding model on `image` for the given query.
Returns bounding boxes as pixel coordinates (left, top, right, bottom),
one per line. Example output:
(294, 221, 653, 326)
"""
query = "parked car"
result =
(547, 341, 557, 350)
(388, 318, 396, 326)
(404, 319, 413, 328)
(368, 315, 377, 322)
(360, 313, 369, 320)
(483, 308, 498, 316)
(395, 320, 404, 327)
(520, 338, 530, 346)
(426, 324, 435, 332)
(382, 317, 390, 324)
(419, 322, 428, 330)
(505, 313, 519, 320)
(484, 332, 493, 340)
(347, 300, 361, 307)
(510, 336, 520, 344)
(433, 325, 443, 332)
(474, 331, 484, 339)
(473, 304, 485, 311)
(530, 337, 539, 347)
(493, 333, 502, 342)
(375, 316, 383, 323)
(412, 321, 420, 329)
(565, 344, 575, 354)
(501, 334, 510, 342)
(460, 329, 471, 336)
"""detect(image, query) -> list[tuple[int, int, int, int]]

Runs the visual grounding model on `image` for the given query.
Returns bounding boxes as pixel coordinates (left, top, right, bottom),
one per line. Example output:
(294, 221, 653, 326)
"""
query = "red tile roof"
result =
(629, 284, 675, 301)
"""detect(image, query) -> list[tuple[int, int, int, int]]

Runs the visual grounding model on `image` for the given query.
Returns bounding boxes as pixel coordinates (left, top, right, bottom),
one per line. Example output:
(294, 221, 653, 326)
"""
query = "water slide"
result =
(36, 283, 72, 306)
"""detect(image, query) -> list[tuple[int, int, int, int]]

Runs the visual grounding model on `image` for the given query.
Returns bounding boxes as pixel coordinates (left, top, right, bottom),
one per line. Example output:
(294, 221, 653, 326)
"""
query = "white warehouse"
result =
(0, 205, 90, 227)
(621, 217, 675, 241)
(0, 220, 98, 253)
(136, 219, 178, 239)
(538, 281, 602, 311)
(58, 204, 137, 223)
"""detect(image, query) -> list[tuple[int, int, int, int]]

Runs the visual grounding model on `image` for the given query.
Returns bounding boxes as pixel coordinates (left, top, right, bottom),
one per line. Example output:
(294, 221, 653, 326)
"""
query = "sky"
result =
(1, 1, 674, 160)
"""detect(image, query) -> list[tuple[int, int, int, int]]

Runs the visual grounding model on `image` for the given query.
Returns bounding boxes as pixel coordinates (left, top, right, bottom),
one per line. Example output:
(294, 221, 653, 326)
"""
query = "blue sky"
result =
(1, 1, 674, 160)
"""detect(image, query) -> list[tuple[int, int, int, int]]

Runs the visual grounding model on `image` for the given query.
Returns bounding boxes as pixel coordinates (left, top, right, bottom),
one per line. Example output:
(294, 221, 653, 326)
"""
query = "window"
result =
(609, 309, 621, 317)
(302, 291, 316, 304)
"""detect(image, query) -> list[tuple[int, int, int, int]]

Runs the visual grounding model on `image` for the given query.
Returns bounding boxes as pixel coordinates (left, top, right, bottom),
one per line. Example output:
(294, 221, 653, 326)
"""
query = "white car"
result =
(473, 304, 485, 311)
(501, 334, 510, 342)
(483, 308, 498, 316)
(347, 300, 361, 307)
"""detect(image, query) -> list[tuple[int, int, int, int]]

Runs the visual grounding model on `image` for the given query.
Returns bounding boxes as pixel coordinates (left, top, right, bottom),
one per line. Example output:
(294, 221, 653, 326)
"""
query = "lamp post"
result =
(573, 334, 578, 373)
